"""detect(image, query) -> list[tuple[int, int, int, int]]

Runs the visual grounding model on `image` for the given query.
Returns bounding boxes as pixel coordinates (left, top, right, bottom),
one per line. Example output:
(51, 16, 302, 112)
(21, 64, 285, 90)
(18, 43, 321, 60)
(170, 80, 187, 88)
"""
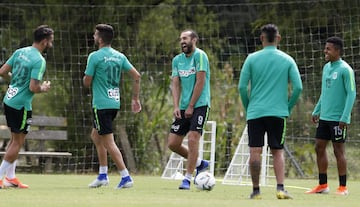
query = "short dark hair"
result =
(182, 29, 199, 40)
(95, 24, 114, 45)
(33, 25, 54, 43)
(261, 24, 279, 43)
(326, 36, 344, 55)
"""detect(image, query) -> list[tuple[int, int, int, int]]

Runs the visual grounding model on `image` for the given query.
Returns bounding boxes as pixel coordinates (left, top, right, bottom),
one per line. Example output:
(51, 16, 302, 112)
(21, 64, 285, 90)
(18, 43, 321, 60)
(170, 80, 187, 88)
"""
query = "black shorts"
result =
(315, 119, 346, 143)
(170, 106, 210, 136)
(247, 117, 286, 149)
(93, 108, 118, 135)
(4, 103, 32, 134)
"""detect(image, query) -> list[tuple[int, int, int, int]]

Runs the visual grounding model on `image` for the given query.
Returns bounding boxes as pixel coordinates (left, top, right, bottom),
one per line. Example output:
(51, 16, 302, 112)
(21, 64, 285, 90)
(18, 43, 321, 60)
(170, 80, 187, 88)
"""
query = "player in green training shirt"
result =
(167, 29, 211, 190)
(306, 37, 356, 196)
(83, 24, 141, 189)
(238, 24, 303, 199)
(0, 25, 54, 188)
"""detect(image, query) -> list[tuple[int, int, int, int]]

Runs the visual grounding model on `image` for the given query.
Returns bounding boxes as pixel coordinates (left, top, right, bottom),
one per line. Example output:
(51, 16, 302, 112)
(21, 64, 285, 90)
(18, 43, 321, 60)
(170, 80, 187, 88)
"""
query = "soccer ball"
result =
(194, 171, 216, 191)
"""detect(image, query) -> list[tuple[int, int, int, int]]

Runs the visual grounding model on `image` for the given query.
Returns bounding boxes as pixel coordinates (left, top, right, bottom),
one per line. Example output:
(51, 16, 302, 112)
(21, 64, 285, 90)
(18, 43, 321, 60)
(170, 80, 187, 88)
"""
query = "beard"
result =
(94, 38, 100, 47)
(42, 43, 53, 54)
(182, 42, 194, 54)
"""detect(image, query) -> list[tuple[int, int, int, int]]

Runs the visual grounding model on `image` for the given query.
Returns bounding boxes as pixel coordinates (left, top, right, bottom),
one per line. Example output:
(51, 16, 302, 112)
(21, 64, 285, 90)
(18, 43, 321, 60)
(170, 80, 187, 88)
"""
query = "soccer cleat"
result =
(3, 177, 29, 189)
(116, 176, 133, 189)
(0, 179, 3, 189)
(276, 190, 293, 199)
(305, 184, 329, 194)
(249, 191, 262, 199)
(195, 160, 209, 176)
(335, 186, 348, 195)
(178, 178, 190, 190)
(88, 174, 109, 188)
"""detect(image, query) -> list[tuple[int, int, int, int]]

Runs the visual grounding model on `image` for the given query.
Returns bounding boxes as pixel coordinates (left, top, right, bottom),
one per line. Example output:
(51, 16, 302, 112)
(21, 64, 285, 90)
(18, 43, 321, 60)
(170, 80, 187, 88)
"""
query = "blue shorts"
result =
(315, 120, 346, 143)
(170, 106, 210, 136)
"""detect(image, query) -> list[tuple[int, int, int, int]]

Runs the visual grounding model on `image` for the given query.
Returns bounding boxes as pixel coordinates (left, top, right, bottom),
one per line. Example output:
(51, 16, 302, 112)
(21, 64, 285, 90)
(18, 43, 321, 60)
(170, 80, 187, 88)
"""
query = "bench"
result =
(0, 115, 72, 172)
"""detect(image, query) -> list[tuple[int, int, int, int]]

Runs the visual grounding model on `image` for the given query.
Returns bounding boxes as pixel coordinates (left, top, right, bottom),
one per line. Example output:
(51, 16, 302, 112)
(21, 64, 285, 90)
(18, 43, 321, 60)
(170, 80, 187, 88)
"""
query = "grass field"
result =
(1, 174, 358, 207)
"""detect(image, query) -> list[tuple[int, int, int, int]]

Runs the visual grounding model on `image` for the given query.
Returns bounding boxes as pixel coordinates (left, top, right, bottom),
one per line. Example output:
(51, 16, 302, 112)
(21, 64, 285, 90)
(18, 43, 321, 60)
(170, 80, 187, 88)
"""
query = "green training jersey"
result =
(172, 48, 211, 110)
(312, 59, 356, 124)
(85, 47, 133, 110)
(4, 46, 46, 110)
(238, 46, 303, 120)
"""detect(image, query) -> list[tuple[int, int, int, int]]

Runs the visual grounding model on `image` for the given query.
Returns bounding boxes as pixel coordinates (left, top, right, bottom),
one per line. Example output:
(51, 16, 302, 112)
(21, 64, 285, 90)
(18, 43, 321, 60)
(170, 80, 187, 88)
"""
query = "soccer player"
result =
(238, 24, 303, 199)
(83, 24, 141, 189)
(167, 29, 211, 190)
(306, 37, 356, 195)
(0, 25, 54, 188)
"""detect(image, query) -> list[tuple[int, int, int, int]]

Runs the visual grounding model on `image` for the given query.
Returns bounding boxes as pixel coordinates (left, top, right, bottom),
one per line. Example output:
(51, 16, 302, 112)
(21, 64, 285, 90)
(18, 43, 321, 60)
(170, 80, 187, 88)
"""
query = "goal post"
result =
(222, 124, 274, 186)
(161, 121, 217, 180)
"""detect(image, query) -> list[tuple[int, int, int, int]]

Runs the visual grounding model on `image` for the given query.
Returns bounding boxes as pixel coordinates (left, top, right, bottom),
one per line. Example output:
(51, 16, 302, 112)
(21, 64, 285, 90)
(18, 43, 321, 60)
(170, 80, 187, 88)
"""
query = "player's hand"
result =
(311, 115, 319, 124)
(40, 81, 51, 92)
(184, 106, 194, 118)
(131, 99, 141, 113)
(173, 107, 181, 119)
(339, 122, 347, 130)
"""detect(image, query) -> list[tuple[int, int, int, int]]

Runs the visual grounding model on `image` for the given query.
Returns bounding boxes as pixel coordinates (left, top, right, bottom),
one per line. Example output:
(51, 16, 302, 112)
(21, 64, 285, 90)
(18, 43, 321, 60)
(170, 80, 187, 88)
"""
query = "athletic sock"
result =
(99, 165, 108, 175)
(277, 184, 284, 191)
(195, 158, 202, 167)
(0, 160, 12, 179)
(339, 174, 346, 187)
(319, 173, 327, 185)
(119, 169, 130, 178)
(184, 173, 192, 181)
(6, 160, 16, 179)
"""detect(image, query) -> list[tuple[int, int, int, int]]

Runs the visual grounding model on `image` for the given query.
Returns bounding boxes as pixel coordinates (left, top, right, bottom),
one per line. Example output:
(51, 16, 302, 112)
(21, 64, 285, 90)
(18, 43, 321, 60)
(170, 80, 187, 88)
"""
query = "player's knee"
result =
(167, 140, 179, 152)
(315, 143, 326, 153)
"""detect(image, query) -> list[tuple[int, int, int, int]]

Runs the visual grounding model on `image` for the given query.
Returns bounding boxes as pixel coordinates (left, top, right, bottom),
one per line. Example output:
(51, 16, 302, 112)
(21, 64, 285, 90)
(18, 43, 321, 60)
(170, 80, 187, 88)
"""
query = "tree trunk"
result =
(116, 125, 136, 173)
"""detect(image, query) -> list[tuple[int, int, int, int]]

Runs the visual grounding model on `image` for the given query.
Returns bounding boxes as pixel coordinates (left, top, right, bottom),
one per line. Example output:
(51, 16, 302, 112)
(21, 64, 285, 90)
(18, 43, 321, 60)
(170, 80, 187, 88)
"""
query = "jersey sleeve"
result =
(312, 69, 326, 116)
(121, 54, 134, 72)
(238, 57, 251, 111)
(31, 58, 46, 80)
(5, 49, 19, 67)
(84, 52, 97, 77)
(312, 95, 322, 116)
(340, 68, 356, 123)
(287, 59, 303, 114)
(195, 51, 209, 72)
(171, 56, 179, 77)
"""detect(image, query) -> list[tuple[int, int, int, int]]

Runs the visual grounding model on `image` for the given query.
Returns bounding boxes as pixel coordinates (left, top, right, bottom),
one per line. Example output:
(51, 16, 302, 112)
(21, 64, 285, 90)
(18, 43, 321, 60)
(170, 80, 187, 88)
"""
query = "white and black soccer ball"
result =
(194, 171, 216, 191)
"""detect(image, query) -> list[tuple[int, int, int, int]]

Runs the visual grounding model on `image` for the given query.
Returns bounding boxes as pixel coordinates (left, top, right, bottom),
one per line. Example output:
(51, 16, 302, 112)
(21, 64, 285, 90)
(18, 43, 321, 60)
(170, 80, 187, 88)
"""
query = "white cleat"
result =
(88, 177, 109, 188)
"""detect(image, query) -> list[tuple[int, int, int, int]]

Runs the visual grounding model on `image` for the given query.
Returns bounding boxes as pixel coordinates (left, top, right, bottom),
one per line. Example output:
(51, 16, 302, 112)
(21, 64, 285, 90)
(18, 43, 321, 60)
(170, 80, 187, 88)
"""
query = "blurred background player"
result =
(167, 29, 211, 190)
(0, 25, 54, 188)
(83, 24, 141, 189)
(306, 36, 356, 195)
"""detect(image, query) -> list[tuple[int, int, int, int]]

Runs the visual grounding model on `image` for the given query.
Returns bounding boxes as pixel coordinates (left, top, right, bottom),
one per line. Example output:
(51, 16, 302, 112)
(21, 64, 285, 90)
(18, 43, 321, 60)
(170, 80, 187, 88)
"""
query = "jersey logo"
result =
(18, 52, 30, 63)
(6, 86, 18, 99)
(332, 72, 338, 79)
(171, 124, 180, 132)
(104, 56, 121, 63)
(178, 67, 196, 77)
(108, 88, 120, 101)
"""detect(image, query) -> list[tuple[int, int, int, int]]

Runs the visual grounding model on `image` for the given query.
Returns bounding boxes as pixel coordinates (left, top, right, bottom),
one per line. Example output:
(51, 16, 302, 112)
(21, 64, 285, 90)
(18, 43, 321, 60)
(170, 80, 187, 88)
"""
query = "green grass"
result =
(1, 174, 358, 207)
